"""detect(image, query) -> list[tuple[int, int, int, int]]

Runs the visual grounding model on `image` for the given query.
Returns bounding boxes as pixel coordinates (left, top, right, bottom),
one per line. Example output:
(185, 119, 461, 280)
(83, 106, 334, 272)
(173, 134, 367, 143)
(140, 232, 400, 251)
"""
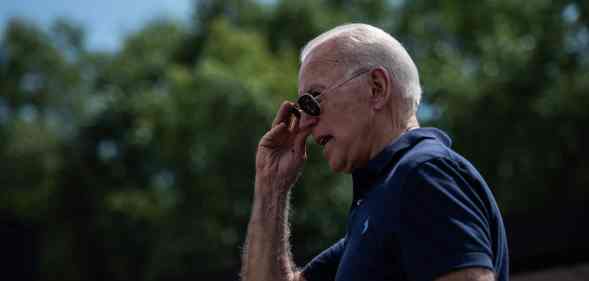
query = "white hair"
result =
(300, 23, 422, 120)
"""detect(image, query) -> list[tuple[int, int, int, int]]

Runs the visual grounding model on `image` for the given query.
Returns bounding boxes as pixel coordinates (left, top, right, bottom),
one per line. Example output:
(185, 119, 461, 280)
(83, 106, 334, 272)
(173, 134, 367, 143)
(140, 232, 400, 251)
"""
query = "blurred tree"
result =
(396, 0, 589, 211)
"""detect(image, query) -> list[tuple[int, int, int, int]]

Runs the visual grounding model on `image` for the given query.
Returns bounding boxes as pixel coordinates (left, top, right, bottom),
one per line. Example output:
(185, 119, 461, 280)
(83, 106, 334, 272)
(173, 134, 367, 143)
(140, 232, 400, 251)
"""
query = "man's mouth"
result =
(317, 135, 333, 146)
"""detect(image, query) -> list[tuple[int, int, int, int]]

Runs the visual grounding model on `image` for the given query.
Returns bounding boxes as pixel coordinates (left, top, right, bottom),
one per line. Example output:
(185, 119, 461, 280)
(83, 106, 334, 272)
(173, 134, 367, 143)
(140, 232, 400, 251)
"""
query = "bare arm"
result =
(240, 102, 314, 281)
(435, 268, 495, 281)
(240, 178, 296, 281)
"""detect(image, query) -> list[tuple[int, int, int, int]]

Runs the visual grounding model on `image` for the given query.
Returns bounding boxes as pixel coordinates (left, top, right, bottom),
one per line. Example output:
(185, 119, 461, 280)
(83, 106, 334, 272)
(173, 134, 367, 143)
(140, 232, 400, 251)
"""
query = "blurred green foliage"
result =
(0, 0, 588, 280)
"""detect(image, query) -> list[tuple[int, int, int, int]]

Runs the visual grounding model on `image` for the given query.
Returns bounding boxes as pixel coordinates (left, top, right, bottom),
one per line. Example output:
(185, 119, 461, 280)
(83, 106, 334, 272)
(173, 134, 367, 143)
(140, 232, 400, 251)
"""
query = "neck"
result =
(405, 115, 420, 131)
(368, 114, 419, 161)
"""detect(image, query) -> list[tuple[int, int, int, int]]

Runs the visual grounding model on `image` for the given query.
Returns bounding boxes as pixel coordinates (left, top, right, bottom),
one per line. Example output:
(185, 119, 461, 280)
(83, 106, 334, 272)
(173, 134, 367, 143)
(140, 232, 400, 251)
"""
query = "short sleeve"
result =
(400, 158, 494, 281)
(301, 237, 346, 281)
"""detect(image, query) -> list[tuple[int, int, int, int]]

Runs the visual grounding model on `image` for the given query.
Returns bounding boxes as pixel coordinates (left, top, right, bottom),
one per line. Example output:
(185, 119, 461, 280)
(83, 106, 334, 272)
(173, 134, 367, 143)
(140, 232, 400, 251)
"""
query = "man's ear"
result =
(369, 67, 391, 110)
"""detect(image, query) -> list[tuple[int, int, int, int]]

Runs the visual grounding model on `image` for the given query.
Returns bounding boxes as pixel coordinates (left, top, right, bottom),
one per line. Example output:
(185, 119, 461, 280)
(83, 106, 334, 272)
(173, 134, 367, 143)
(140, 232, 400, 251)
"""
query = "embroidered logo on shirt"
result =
(361, 217, 370, 235)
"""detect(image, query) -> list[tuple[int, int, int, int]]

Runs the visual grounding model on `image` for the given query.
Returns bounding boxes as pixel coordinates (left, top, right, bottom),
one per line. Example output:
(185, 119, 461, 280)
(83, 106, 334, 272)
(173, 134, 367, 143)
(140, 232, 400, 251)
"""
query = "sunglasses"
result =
(293, 69, 371, 117)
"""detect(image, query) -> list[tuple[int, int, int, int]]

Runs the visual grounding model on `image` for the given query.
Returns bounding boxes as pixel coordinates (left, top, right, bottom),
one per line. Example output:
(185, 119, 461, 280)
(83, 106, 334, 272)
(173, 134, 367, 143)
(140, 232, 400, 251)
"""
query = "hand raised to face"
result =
(255, 101, 317, 193)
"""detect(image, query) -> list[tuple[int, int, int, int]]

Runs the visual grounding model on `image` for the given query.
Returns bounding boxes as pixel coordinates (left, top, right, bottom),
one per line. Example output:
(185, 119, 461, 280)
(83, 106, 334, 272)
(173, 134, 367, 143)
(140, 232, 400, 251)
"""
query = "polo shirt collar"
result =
(351, 127, 452, 200)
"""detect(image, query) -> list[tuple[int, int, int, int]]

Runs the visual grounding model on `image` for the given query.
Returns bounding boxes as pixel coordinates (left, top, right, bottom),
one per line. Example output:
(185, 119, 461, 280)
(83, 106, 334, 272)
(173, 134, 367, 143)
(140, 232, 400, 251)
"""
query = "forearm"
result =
(240, 177, 297, 281)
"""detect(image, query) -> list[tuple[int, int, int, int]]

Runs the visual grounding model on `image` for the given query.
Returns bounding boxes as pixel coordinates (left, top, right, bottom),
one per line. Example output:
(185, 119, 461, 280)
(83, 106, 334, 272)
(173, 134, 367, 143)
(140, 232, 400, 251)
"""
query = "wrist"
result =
(251, 178, 291, 225)
(255, 176, 289, 197)
(255, 171, 294, 192)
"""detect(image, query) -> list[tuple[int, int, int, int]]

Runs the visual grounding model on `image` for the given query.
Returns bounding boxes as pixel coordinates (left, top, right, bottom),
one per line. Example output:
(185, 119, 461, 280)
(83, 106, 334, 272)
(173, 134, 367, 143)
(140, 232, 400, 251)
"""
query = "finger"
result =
(292, 113, 317, 159)
(288, 106, 306, 134)
(260, 122, 289, 148)
(288, 114, 297, 132)
(298, 113, 318, 131)
(272, 101, 297, 128)
(293, 124, 313, 159)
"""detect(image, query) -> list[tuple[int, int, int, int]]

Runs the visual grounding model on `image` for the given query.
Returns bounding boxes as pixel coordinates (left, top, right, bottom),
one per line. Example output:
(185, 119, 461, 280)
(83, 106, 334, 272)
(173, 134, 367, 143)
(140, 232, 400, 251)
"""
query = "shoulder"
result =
(396, 131, 487, 186)
(398, 150, 493, 217)
(391, 136, 463, 186)
(396, 143, 498, 230)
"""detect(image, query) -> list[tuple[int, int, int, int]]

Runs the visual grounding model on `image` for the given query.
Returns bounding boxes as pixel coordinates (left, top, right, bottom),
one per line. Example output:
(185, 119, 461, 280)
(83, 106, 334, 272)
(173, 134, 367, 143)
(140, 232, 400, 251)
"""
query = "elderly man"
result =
(240, 24, 509, 281)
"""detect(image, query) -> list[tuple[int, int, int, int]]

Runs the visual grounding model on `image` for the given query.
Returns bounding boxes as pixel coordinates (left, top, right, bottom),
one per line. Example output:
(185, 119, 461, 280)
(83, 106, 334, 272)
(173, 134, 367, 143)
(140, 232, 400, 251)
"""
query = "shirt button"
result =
(356, 199, 363, 206)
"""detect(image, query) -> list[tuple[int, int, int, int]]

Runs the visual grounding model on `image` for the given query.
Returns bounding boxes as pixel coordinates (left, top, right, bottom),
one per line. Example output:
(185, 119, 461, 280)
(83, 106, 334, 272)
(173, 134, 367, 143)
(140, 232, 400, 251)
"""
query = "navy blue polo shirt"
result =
(302, 128, 509, 281)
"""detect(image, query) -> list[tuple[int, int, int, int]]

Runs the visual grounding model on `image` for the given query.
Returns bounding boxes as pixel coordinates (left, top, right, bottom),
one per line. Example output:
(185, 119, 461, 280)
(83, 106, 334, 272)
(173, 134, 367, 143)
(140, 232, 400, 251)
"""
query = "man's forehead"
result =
(298, 62, 336, 96)
(301, 39, 343, 72)
(300, 56, 340, 76)
(298, 41, 346, 93)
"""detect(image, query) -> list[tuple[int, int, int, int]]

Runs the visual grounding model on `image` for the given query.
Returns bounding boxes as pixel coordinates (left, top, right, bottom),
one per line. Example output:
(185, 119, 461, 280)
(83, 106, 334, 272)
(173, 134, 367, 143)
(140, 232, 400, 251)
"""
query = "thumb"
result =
(260, 122, 289, 148)
(293, 127, 312, 160)
(293, 116, 317, 159)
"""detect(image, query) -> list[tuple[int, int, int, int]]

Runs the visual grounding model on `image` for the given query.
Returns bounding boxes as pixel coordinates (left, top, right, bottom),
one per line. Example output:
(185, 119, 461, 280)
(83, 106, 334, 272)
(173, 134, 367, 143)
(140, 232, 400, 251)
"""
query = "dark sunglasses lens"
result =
(298, 94, 321, 116)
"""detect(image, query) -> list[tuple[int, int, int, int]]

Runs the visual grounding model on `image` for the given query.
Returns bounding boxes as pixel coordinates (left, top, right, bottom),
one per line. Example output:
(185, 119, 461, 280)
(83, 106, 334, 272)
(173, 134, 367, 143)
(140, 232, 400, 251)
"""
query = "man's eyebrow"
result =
(299, 83, 325, 95)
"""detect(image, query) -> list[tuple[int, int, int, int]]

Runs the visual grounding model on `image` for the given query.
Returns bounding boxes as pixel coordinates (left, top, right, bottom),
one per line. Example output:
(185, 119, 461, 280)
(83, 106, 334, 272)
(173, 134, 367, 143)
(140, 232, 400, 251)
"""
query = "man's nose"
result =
(298, 111, 319, 130)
